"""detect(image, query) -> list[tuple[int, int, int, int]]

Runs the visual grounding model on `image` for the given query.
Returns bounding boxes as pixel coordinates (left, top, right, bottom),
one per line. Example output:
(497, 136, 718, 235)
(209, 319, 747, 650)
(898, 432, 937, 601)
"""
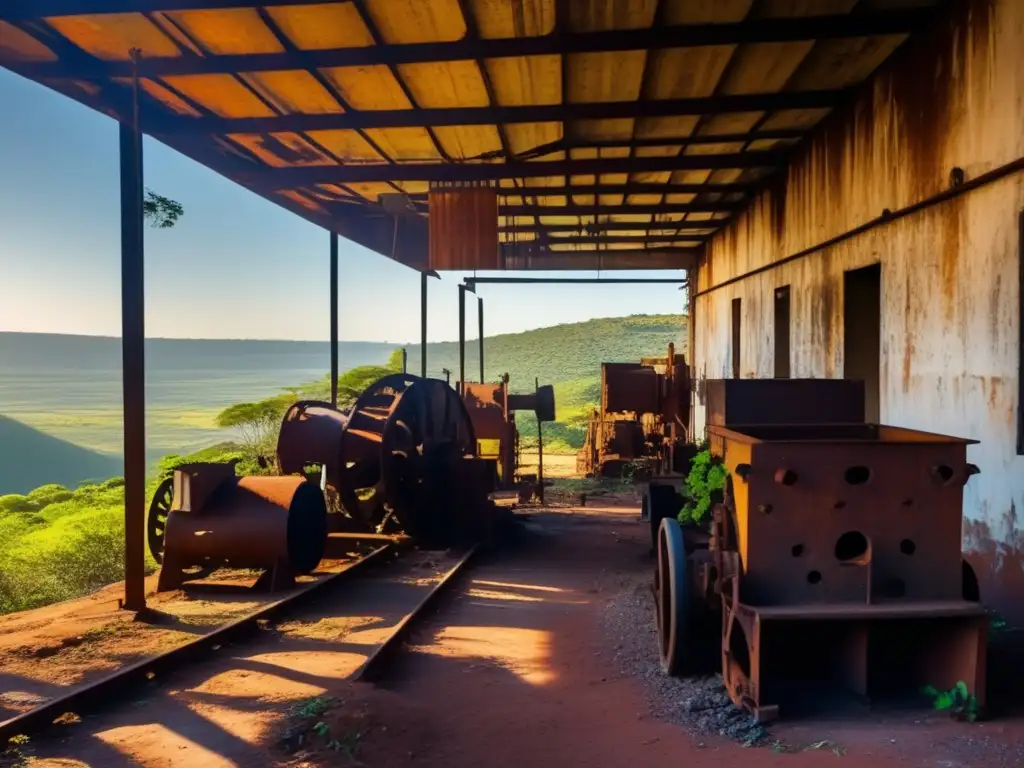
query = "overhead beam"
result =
(6, 10, 936, 78)
(413, 182, 753, 199)
(499, 204, 733, 217)
(249, 152, 782, 186)
(500, 221, 723, 233)
(505, 235, 706, 246)
(157, 91, 841, 134)
(502, 249, 701, 271)
(465, 277, 687, 286)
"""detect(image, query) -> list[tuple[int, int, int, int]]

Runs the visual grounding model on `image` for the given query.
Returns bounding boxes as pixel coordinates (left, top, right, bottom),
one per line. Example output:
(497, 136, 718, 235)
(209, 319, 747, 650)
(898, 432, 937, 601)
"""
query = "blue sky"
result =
(0, 69, 687, 342)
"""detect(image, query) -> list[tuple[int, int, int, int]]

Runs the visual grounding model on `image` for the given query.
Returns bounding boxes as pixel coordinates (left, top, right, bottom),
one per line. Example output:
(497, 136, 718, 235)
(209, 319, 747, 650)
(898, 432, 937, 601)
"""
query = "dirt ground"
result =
(517, 452, 577, 479)
(9, 506, 1024, 767)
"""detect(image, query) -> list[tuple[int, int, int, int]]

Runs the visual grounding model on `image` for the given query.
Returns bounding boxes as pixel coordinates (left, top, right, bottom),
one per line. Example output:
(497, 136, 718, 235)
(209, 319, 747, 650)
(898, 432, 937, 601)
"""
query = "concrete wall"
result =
(692, 0, 1024, 622)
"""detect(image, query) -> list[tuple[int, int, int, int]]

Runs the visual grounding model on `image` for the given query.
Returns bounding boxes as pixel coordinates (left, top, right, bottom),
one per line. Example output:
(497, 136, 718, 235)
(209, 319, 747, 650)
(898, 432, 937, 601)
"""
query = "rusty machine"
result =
(460, 376, 556, 501)
(148, 373, 500, 591)
(577, 342, 691, 479)
(655, 378, 987, 722)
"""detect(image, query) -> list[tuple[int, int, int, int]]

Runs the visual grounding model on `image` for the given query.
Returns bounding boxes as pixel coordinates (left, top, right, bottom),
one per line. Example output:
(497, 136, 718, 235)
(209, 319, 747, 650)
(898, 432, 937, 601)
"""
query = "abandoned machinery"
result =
(461, 375, 556, 502)
(577, 342, 691, 480)
(148, 373, 500, 591)
(654, 378, 986, 723)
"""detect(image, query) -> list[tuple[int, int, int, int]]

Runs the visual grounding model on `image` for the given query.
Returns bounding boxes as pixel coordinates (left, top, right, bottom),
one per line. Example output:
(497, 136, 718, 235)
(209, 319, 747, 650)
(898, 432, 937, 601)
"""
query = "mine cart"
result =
(656, 417, 986, 723)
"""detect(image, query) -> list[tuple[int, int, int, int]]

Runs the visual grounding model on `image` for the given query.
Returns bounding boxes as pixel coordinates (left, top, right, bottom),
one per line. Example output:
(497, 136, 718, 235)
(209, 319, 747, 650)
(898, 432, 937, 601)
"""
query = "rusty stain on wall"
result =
(693, 0, 1024, 625)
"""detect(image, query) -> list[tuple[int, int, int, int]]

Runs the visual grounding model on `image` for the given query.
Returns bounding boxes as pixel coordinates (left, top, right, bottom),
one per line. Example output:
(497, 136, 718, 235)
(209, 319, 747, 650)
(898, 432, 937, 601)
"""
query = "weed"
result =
(2, 734, 32, 768)
(288, 696, 335, 720)
(921, 681, 980, 722)
(678, 446, 726, 528)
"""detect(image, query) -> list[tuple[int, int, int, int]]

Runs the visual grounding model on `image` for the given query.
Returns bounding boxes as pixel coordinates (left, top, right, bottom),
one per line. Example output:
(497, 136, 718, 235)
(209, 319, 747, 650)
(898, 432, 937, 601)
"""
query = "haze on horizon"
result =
(0, 70, 688, 345)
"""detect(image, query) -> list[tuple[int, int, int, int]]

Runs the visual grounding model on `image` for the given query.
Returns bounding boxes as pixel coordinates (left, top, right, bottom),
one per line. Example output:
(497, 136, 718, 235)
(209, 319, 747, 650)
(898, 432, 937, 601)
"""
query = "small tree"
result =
(143, 189, 184, 229)
(214, 394, 291, 457)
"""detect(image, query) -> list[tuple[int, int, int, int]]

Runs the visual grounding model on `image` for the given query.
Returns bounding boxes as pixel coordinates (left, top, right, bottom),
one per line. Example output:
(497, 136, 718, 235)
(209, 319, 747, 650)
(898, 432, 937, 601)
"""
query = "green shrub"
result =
(0, 494, 42, 513)
(678, 447, 727, 528)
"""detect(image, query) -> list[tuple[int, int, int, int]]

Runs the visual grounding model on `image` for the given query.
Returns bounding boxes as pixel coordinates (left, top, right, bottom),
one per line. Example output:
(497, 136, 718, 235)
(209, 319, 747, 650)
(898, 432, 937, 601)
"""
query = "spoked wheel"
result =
(656, 517, 692, 676)
(380, 379, 476, 544)
(147, 477, 218, 580)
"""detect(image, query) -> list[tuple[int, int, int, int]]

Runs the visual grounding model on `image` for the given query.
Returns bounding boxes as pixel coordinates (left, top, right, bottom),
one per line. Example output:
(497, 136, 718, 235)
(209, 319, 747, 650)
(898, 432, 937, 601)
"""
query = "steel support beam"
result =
(500, 221, 720, 234)
(458, 285, 466, 391)
(478, 297, 484, 384)
(465, 277, 686, 286)
(502, 248, 700, 271)
(420, 271, 428, 378)
(119, 120, 146, 613)
(5, 9, 935, 76)
(330, 231, 338, 407)
(161, 93, 839, 135)
(429, 182, 752, 200)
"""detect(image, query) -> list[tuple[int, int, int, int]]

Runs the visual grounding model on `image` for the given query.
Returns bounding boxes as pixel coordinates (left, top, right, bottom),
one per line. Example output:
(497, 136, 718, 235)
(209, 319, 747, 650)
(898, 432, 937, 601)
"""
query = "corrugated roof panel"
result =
(599, 173, 628, 184)
(665, 193, 697, 204)
(524, 176, 568, 187)
(572, 194, 596, 205)
(568, 0, 658, 31)
(757, 0, 857, 16)
(0, 22, 57, 62)
(162, 74, 277, 117)
(699, 111, 764, 135)
(540, 215, 589, 225)
(321, 65, 412, 110)
(362, 127, 443, 161)
(504, 195, 524, 205)
(609, 213, 655, 223)
(631, 170, 673, 184)
(47, 13, 181, 60)
(305, 129, 386, 162)
(717, 42, 816, 95)
(506, 122, 562, 155)
(636, 145, 683, 158)
(487, 54, 562, 106)
(599, 194, 625, 206)
(761, 108, 831, 130)
(500, 215, 536, 227)
(573, 119, 635, 142)
(394, 181, 430, 194)
(240, 70, 344, 114)
(149, 13, 202, 55)
(470, 0, 555, 37)
(787, 35, 907, 91)
(164, 9, 284, 55)
(644, 47, 735, 100)
(227, 132, 336, 167)
(535, 195, 568, 207)
(649, 241, 702, 248)
(112, 76, 201, 116)
(499, 231, 539, 242)
(568, 50, 646, 103)
(399, 60, 489, 108)
(635, 116, 700, 139)
(432, 124, 503, 160)
(684, 142, 745, 156)
(312, 183, 353, 199)
(266, 3, 375, 50)
(277, 189, 325, 212)
(627, 194, 664, 205)
(570, 174, 596, 186)
(570, 148, 597, 160)
(347, 181, 400, 201)
(662, 0, 755, 23)
(364, 0, 467, 44)
(671, 170, 713, 184)
(707, 169, 745, 184)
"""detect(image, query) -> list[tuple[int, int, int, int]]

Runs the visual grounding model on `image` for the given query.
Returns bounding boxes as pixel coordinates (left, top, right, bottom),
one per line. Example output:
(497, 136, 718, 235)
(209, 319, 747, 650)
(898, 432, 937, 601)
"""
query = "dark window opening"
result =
(843, 264, 881, 422)
(774, 285, 791, 379)
(731, 297, 742, 379)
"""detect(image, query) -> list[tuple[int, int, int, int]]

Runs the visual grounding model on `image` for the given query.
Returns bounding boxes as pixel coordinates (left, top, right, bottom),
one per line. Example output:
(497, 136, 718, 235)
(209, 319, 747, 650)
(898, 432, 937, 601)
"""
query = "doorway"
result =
(774, 285, 791, 379)
(843, 264, 881, 422)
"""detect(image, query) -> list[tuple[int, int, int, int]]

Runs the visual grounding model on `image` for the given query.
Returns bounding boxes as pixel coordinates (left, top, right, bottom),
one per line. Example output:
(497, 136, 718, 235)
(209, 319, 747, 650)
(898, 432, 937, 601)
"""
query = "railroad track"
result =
(0, 541, 478, 744)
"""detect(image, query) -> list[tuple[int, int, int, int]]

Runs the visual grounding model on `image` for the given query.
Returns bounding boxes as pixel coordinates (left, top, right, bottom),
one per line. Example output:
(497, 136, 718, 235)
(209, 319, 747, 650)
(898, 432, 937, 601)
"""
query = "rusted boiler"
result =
(656, 382, 986, 723)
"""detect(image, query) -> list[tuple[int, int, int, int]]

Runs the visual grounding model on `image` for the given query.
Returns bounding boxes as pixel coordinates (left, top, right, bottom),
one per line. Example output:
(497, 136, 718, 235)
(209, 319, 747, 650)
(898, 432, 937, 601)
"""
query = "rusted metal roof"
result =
(0, 0, 948, 271)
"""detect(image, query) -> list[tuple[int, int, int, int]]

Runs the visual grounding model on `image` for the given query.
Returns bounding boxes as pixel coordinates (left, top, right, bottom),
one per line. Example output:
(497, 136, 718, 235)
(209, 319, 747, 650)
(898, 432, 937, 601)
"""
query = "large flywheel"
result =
(337, 374, 476, 540)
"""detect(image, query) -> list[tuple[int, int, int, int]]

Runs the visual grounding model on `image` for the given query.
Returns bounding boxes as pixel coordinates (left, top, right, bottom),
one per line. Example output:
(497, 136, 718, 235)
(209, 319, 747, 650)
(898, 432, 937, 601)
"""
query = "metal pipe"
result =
(420, 270, 428, 378)
(478, 297, 484, 383)
(119, 119, 146, 612)
(458, 284, 466, 391)
(694, 154, 1024, 299)
(330, 231, 338, 408)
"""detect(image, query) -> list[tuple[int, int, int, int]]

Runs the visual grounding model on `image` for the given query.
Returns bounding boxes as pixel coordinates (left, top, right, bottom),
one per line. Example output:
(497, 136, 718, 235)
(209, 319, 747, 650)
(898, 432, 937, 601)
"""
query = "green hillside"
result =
(0, 416, 122, 495)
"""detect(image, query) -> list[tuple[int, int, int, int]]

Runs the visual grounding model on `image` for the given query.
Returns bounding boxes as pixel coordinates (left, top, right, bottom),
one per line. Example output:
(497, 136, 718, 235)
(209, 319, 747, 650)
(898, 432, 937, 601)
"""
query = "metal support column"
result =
(458, 284, 466, 391)
(119, 121, 146, 612)
(330, 232, 339, 408)
(478, 297, 484, 383)
(536, 376, 545, 505)
(420, 271, 428, 378)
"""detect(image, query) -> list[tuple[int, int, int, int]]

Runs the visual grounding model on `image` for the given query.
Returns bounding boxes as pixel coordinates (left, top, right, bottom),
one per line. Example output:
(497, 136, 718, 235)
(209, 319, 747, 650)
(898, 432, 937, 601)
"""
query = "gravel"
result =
(600, 578, 768, 746)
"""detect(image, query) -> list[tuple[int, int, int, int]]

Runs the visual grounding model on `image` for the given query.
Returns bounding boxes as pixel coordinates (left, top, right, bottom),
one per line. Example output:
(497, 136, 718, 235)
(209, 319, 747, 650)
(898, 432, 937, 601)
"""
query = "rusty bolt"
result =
(734, 463, 752, 481)
(757, 503, 773, 515)
(774, 469, 798, 486)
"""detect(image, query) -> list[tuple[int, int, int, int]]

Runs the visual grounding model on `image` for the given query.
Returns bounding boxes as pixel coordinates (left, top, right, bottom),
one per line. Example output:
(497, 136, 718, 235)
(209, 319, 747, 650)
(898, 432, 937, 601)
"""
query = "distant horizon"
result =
(0, 312, 682, 346)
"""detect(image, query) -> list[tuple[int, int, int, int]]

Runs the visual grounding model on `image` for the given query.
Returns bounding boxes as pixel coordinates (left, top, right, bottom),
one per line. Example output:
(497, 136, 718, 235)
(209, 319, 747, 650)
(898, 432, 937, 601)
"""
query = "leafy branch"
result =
(143, 189, 184, 229)
(921, 681, 980, 722)
(678, 445, 726, 528)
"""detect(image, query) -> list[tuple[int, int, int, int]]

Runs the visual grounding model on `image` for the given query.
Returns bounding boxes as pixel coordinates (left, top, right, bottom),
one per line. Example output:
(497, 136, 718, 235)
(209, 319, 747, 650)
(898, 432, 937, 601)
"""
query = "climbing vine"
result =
(677, 444, 727, 528)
